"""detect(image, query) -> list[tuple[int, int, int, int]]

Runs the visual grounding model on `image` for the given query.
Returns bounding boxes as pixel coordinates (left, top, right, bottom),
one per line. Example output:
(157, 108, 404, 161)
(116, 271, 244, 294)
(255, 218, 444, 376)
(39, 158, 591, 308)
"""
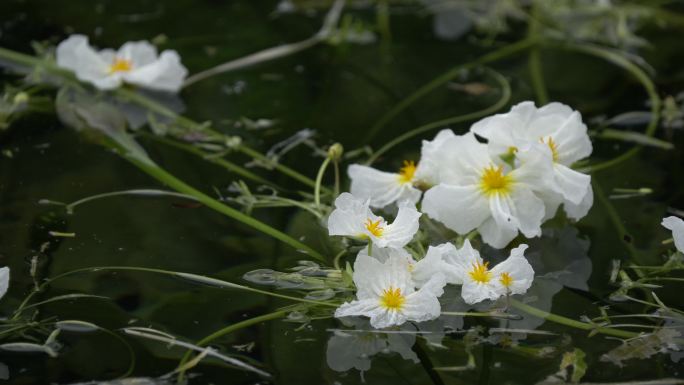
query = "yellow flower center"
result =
(109, 58, 133, 73)
(479, 165, 513, 197)
(500, 272, 514, 287)
(397, 160, 417, 184)
(540, 136, 560, 162)
(364, 218, 384, 237)
(468, 261, 492, 284)
(379, 287, 405, 310)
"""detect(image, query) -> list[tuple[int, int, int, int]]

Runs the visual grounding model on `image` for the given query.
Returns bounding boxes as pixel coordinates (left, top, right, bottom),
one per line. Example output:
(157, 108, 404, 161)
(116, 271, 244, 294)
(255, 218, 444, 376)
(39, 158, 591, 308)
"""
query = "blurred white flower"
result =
(421, 132, 554, 248)
(328, 193, 421, 249)
(0, 267, 9, 300)
(662, 216, 684, 253)
(335, 252, 446, 328)
(56, 35, 188, 92)
(471, 101, 593, 221)
(446, 241, 534, 304)
(348, 161, 422, 209)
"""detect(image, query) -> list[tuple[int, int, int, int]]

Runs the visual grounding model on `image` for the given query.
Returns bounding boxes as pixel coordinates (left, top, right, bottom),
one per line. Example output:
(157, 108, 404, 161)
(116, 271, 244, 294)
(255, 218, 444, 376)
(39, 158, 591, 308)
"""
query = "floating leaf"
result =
(601, 329, 682, 367)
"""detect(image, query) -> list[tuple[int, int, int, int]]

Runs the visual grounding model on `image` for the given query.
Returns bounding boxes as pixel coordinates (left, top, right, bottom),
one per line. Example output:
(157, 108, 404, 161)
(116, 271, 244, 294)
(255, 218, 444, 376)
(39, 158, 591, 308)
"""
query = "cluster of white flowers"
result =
(55, 35, 187, 92)
(327, 101, 597, 328)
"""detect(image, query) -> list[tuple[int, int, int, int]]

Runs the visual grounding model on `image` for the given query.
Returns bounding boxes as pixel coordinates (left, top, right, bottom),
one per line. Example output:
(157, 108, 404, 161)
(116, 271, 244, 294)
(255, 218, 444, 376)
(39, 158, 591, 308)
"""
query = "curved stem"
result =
(176, 310, 287, 382)
(363, 38, 536, 143)
(62, 189, 197, 214)
(527, 1, 549, 105)
(553, 43, 661, 174)
(366, 68, 511, 164)
(182, 0, 345, 87)
(314, 156, 332, 209)
(510, 299, 638, 339)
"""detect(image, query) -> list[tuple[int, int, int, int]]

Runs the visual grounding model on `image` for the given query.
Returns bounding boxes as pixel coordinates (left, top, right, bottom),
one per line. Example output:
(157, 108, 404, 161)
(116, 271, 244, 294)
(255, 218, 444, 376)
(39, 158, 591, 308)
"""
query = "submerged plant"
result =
(0, 0, 682, 382)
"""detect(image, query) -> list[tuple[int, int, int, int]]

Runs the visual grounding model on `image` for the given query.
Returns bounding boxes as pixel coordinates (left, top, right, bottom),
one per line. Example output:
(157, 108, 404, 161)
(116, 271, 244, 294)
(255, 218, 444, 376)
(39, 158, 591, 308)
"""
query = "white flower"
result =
(445, 241, 534, 304)
(328, 193, 421, 248)
(421, 132, 554, 248)
(356, 244, 459, 288)
(0, 267, 9, 300)
(414, 129, 456, 187)
(348, 162, 422, 209)
(56, 35, 188, 92)
(471, 101, 593, 220)
(662, 216, 684, 253)
(335, 252, 446, 328)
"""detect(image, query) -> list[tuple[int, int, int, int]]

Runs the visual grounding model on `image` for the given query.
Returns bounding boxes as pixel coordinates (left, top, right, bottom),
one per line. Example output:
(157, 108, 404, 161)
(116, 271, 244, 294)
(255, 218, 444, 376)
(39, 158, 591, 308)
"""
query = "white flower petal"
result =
(124, 50, 188, 92)
(414, 129, 455, 186)
(508, 185, 545, 238)
(327, 193, 370, 237)
(56, 35, 116, 90)
(348, 164, 421, 208)
(553, 163, 591, 205)
(0, 267, 9, 300)
(401, 274, 446, 322)
(376, 201, 421, 248)
(412, 243, 463, 286)
(461, 280, 499, 304)
(662, 216, 684, 253)
(117, 41, 158, 66)
(478, 216, 519, 249)
(438, 133, 491, 184)
(422, 184, 489, 234)
(490, 244, 535, 296)
(564, 183, 593, 221)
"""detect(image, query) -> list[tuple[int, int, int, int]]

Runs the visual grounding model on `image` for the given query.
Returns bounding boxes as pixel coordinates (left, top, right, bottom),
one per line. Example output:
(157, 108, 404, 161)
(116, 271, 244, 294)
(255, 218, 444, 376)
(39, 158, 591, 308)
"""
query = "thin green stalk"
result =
(176, 310, 288, 382)
(376, 0, 392, 44)
(236, 144, 326, 191)
(594, 181, 647, 265)
(527, 1, 549, 105)
(141, 133, 277, 188)
(125, 156, 326, 262)
(314, 156, 332, 209)
(554, 43, 661, 174)
(510, 299, 638, 339)
(440, 311, 520, 320)
(363, 38, 536, 143)
(366, 68, 511, 164)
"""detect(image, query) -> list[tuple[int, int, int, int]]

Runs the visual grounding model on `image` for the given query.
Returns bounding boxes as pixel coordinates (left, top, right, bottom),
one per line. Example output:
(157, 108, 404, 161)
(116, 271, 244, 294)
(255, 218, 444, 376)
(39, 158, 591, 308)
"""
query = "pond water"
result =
(1, 0, 684, 384)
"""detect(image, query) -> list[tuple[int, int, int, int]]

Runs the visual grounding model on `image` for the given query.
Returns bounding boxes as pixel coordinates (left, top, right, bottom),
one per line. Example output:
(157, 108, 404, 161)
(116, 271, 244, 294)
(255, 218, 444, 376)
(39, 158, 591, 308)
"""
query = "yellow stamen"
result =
(500, 272, 514, 287)
(379, 287, 405, 310)
(479, 165, 513, 197)
(469, 261, 492, 284)
(540, 136, 560, 162)
(507, 146, 518, 154)
(397, 160, 417, 184)
(364, 218, 384, 237)
(109, 58, 133, 74)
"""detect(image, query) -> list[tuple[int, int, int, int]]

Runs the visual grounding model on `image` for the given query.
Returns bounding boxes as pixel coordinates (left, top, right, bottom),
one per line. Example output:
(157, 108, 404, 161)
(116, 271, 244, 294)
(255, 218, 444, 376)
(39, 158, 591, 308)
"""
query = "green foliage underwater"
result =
(1, 0, 684, 384)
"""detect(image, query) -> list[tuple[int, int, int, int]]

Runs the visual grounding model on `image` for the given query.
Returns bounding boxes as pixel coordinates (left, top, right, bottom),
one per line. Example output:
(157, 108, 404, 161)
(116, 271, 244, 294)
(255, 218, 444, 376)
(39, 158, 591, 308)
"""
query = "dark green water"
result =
(1, 0, 684, 384)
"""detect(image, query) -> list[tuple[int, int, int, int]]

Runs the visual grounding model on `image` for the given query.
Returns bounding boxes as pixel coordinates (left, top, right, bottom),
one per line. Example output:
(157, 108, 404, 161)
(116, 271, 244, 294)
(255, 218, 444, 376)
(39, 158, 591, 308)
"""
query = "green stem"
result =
(126, 156, 326, 261)
(366, 68, 511, 164)
(527, 1, 549, 105)
(0, 47, 322, 191)
(141, 133, 277, 188)
(510, 299, 638, 339)
(554, 43, 661, 174)
(176, 310, 288, 382)
(363, 38, 536, 143)
(314, 156, 332, 209)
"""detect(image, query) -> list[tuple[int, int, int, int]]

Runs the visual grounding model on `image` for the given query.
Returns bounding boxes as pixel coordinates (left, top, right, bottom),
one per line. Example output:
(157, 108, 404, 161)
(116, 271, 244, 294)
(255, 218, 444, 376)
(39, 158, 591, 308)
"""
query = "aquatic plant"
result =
(0, 0, 682, 383)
